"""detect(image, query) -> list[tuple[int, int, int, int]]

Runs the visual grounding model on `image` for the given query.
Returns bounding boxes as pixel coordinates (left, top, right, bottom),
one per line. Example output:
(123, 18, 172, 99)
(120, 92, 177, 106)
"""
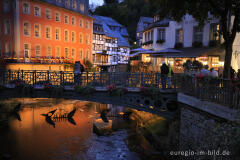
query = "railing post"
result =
(17, 70, 20, 81)
(62, 71, 65, 86)
(21, 70, 24, 81)
(47, 70, 50, 82)
(60, 71, 63, 86)
(87, 71, 89, 85)
(33, 70, 36, 86)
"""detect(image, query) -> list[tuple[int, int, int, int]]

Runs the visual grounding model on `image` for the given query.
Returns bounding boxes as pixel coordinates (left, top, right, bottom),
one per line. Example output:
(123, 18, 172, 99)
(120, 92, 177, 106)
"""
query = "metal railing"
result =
(177, 75, 240, 110)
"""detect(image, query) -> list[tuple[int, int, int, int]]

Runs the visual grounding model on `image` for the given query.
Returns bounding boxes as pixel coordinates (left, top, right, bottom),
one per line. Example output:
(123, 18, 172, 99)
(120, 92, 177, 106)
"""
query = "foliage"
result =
(156, 39, 165, 44)
(75, 85, 96, 96)
(106, 84, 128, 96)
(142, 40, 153, 45)
(140, 86, 161, 98)
(174, 42, 183, 49)
(192, 41, 203, 48)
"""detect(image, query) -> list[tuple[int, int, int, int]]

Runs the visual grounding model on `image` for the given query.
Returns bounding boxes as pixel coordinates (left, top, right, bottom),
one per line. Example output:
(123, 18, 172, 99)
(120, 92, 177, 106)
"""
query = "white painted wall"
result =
(232, 32, 240, 71)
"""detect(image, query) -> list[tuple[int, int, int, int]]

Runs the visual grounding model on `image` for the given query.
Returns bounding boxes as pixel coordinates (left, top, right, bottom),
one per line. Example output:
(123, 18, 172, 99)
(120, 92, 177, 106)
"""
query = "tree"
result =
(152, 0, 240, 78)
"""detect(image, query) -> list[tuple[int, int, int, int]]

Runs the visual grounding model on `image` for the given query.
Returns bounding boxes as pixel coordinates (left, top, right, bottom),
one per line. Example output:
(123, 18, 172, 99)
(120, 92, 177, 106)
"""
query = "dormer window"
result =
(80, 4, 84, 12)
(65, 0, 70, 7)
(73, 0, 77, 9)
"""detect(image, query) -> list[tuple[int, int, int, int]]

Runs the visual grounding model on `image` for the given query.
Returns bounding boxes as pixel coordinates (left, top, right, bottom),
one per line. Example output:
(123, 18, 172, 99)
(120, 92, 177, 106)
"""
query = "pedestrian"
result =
(237, 69, 240, 79)
(167, 64, 174, 88)
(200, 65, 210, 76)
(74, 61, 81, 85)
(161, 62, 169, 89)
(209, 68, 218, 77)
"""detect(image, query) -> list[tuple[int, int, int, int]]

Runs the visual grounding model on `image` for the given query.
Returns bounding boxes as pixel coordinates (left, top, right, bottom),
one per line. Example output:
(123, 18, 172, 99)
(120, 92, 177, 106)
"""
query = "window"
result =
(65, 0, 70, 7)
(157, 28, 165, 41)
(80, 4, 84, 12)
(86, 21, 89, 29)
(210, 24, 220, 41)
(79, 33, 83, 44)
(55, 28, 60, 40)
(46, 9, 52, 20)
(64, 47, 69, 58)
(24, 22, 30, 36)
(55, 12, 61, 22)
(71, 17, 76, 26)
(24, 43, 30, 58)
(46, 26, 52, 39)
(5, 42, 11, 57)
(64, 15, 69, 24)
(4, 20, 11, 35)
(193, 26, 203, 42)
(56, 46, 61, 58)
(35, 45, 41, 57)
(79, 19, 83, 27)
(64, 30, 69, 42)
(46, 46, 52, 57)
(86, 34, 90, 45)
(34, 6, 41, 17)
(23, 2, 30, 14)
(73, 0, 77, 9)
(56, 0, 61, 3)
(3, 0, 10, 13)
(79, 49, 83, 59)
(86, 50, 89, 60)
(72, 31, 76, 42)
(72, 48, 76, 58)
(176, 29, 183, 43)
(34, 24, 41, 38)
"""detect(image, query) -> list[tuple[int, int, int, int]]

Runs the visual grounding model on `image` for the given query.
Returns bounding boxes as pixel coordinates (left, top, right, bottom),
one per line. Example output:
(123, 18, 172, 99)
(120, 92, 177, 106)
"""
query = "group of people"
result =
(160, 62, 174, 89)
(197, 65, 218, 77)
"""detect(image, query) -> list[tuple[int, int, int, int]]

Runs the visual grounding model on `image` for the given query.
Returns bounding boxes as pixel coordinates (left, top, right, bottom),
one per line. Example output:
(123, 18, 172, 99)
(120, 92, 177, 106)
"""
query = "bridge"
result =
(0, 70, 240, 119)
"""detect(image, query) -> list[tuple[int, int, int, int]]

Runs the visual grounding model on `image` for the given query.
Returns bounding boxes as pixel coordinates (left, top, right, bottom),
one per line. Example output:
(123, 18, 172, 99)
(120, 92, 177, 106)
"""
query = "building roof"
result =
(93, 15, 130, 47)
(139, 17, 154, 23)
(143, 18, 172, 32)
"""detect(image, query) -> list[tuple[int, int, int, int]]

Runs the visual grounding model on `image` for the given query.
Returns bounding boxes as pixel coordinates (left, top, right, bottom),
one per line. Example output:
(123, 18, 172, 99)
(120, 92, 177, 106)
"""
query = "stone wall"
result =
(179, 103, 240, 160)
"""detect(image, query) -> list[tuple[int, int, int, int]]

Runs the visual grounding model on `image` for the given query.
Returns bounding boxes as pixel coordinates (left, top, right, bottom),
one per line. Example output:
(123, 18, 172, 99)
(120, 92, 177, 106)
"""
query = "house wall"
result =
(232, 32, 240, 71)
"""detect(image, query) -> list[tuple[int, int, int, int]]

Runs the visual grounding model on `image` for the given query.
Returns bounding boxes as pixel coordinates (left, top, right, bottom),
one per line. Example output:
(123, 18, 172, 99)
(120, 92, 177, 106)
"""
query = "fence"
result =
(177, 75, 240, 110)
(0, 70, 177, 89)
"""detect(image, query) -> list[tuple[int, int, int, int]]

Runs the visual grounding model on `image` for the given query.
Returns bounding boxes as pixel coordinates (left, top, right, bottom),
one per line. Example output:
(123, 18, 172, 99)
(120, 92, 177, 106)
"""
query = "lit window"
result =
(80, 4, 84, 12)
(73, 0, 77, 9)
(72, 48, 76, 58)
(24, 43, 30, 58)
(46, 9, 52, 20)
(55, 12, 61, 22)
(72, 32, 76, 42)
(35, 45, 41, 57)
(4, 20, 11, 35)
(24, 22, 30, 36)
(79, 19, 83, 27)
(3, 0, 10, 13)
(46, 46, 52, 57)
(34, 24, 41, 38)
(193, 26, 203, 43)
(5, 42, 11, 57)
(176, 29, 183, 43)
(86, 34, 90, 45)
(86, 49, 90, 60)
(65, 0, 70, 7)
(86, 21, 89, 29)
(46, 26, 52, 39)
(79, 49, 83, 59)
(64, 15, 69, 24)
(34, 6, 41, 17)
(23, 2, 30, 14)
(55, 28, 60, 40)
(56, 46, 61, 58)
(64, 30, 69, 42)
(79, 33, 83, 44)
(64, 47, 69, 58)
(72, 17, 76, 26)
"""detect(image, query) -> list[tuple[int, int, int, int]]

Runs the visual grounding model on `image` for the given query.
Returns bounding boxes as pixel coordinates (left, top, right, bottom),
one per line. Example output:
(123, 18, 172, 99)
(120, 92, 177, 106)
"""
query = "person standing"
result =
(209, 68, 218, 77)
(74, 61, 81, 85)
(161, 62, 169, 89)
(167, 64, 174, 88)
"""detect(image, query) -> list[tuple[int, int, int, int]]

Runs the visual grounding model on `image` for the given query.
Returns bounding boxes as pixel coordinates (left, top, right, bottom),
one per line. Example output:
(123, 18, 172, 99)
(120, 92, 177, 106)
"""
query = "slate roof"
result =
(140, 17, 154, 23)
(136, 17, 153, 33)
(143, 18, 172, 31)
(93, 15, 130, 47)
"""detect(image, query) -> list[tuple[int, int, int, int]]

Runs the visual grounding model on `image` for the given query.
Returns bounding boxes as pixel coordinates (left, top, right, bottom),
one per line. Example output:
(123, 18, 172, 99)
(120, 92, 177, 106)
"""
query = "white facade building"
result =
(92, 15, 130, 71)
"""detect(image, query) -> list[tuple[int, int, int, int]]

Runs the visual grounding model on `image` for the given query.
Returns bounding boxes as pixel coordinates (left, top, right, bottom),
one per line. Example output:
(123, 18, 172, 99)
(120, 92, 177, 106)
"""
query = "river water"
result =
(0, 98, 166, 160)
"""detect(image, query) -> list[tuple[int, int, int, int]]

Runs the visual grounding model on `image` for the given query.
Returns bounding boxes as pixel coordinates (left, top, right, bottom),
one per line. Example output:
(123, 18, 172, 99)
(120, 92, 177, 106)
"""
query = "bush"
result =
(107, 84, 128, 96)
(140, 86, 161, 98)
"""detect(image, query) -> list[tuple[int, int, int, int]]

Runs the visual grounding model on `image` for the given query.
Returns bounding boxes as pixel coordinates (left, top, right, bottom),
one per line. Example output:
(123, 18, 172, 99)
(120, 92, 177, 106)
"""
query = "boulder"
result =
(93, 119, 113, 136)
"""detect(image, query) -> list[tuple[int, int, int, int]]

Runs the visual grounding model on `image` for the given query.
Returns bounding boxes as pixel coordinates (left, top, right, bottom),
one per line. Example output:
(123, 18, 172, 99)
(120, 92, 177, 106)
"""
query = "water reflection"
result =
(0, 99, 141, 160)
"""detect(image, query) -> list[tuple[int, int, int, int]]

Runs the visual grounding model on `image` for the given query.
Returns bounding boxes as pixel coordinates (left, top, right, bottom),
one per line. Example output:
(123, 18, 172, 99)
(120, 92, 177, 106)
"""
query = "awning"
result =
(130, 48, 151, 52)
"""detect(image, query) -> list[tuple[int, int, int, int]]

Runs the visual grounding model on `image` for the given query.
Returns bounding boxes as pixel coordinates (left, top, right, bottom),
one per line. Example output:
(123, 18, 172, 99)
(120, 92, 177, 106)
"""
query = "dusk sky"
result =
(90, 0, 104, 6)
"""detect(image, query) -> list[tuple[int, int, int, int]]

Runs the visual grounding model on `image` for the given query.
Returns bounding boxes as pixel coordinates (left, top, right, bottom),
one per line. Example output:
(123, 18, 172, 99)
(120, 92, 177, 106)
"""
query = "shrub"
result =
(106, 84, 128, 96)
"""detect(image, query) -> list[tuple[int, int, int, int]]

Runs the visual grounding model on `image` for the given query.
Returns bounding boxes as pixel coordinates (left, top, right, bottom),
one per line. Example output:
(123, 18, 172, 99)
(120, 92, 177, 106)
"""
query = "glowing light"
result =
(119, 112, 124, 115)
(202, 61, 208, 65)
(219, 61, 224, 66)
(149, 106, 154, 109)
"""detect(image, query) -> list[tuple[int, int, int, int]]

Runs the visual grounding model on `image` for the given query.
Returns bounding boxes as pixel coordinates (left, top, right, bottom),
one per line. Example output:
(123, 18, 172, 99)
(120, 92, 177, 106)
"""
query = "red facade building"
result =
(0, 0, 93, 70)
